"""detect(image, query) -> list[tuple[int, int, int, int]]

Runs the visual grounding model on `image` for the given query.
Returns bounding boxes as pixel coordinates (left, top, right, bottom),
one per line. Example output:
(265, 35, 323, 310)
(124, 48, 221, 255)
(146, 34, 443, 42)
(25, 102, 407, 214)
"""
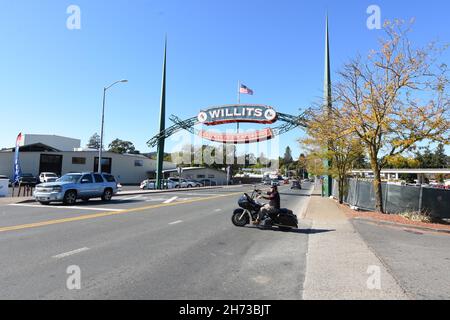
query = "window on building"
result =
(134, 160, 144, 167)
(208, 175, 215, 179)
(94, 157, 112, 174)
(72, 157, 86, 165)
(39, 154, 63, 176)
(197, 175, 206, 179)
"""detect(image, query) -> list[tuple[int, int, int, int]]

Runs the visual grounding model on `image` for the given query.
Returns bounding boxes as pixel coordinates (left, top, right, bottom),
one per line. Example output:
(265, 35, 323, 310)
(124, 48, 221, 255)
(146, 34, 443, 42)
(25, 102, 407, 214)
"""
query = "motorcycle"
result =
(291, 180, 302, 190)
(231, 188, 298, 231)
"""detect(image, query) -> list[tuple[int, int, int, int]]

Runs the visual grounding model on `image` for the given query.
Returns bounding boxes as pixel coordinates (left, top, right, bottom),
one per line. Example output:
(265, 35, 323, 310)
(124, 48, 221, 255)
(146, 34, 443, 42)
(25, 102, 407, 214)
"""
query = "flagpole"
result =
(237, 80, 241, 104)
(237, 80, 240, 133)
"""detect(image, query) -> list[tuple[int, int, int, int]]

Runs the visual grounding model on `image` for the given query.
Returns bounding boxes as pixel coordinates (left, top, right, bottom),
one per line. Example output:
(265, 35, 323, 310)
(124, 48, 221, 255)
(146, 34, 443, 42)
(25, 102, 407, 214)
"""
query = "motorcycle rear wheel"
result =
(231, 209, 249, 227)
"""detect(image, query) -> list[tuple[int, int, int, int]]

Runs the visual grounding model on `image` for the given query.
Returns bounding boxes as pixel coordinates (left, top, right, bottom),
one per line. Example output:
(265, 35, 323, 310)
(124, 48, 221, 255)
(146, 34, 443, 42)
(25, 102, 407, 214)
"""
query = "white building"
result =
(19, 134, 81, 151)
(165, 167, 229, 185)
(0, 136, 176, 184)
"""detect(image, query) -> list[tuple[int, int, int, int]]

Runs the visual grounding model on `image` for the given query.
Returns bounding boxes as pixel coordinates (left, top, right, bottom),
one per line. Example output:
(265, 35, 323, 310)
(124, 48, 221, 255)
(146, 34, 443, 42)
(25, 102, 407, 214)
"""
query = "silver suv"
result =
(34, 172, 118, 205)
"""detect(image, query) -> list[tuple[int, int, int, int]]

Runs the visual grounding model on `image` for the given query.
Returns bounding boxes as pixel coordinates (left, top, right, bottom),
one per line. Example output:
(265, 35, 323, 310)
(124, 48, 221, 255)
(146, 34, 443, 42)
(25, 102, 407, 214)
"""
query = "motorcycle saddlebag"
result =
(277, 209, 298, 226)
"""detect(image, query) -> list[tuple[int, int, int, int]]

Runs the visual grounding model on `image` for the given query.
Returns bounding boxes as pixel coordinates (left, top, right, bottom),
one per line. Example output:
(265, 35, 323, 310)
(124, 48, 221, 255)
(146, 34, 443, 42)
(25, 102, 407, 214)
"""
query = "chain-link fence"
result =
(332, 179, 450, 219)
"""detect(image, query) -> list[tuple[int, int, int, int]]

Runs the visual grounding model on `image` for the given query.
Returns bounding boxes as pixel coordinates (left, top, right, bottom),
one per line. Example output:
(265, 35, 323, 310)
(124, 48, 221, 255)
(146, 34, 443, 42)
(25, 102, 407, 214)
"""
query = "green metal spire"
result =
(156, 36, 167, 189)
(324, 15, 332, 109)
(323, 14, 333, 197)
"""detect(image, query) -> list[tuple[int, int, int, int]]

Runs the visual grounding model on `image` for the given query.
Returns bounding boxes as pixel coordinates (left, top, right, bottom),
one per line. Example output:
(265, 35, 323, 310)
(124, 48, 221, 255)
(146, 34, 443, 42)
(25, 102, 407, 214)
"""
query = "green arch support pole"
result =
(156, 37, 167, 190)
(323, 14, 333, 198)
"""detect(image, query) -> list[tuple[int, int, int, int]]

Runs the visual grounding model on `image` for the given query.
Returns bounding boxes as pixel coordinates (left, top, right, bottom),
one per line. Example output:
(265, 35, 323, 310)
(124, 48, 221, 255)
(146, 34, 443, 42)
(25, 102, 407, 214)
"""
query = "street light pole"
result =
(98, 79, 128, 173)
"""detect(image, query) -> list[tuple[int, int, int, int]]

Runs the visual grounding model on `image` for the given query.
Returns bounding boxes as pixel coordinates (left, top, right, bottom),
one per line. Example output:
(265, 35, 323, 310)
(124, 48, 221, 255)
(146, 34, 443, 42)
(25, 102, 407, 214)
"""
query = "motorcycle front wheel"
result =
(231, 209, 249, 227)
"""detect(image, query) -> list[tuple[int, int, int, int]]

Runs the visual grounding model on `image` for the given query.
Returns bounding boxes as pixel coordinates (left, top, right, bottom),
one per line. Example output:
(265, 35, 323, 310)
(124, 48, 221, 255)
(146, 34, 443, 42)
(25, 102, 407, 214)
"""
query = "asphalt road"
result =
(0, 184, 313, 299)
(353, 220, 450, 300)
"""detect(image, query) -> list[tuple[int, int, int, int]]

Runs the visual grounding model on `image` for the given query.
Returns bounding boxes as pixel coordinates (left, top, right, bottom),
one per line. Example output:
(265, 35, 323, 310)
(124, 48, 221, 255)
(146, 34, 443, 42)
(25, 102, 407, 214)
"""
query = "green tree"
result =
(283, 146, 294, 169)
(297, 153, 308, 179)
(432, 144, 448, 168)
(87, 133, 101, 150)
(352, 151, 369, 169)
(108, 139, 137, 154)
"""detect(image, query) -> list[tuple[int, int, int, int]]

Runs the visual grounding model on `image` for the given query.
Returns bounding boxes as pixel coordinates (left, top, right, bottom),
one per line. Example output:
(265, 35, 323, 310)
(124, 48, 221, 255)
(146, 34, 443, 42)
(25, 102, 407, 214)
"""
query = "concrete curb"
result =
(352, 216, 450, 235)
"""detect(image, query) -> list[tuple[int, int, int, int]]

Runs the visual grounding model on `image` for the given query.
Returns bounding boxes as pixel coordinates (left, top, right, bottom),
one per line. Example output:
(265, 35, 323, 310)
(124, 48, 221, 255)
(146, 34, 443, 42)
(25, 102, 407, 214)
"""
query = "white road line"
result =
(163, 196, 178, 204)
(118, 195, 143, 201)
(8, 203, 123, 212)
(169, 220, 183, 225)
(171, 193, 220, 196)
(145, 198, 169, 202)
(214, 209, 222, 212)
(52, 247, 90, 259)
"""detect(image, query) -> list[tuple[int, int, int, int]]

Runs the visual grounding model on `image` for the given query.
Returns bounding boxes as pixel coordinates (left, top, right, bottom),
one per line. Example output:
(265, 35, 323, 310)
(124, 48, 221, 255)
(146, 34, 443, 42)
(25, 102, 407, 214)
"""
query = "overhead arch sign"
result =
(147, 103, 307, 147)
(199, 128, 274, 144)
(198, 105, 278, 126)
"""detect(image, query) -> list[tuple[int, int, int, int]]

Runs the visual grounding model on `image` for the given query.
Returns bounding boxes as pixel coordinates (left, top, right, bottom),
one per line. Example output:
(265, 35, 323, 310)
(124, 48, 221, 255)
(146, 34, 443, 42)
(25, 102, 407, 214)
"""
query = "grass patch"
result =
(399, 210, 440, 224)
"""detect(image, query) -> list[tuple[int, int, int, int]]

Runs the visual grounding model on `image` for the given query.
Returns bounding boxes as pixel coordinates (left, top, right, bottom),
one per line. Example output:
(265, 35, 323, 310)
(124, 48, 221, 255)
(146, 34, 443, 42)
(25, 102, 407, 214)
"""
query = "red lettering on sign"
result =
(198, 129, 274, 144)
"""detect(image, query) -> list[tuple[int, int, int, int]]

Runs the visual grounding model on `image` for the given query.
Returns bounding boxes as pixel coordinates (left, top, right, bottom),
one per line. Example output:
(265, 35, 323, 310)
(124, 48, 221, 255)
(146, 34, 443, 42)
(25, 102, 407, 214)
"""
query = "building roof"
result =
(0, 143, 61, 153)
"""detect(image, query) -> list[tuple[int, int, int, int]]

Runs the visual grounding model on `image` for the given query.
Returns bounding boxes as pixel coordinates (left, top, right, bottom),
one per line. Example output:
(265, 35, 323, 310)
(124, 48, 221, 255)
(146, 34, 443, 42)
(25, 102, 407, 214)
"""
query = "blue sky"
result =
(0, 0, 449, 159)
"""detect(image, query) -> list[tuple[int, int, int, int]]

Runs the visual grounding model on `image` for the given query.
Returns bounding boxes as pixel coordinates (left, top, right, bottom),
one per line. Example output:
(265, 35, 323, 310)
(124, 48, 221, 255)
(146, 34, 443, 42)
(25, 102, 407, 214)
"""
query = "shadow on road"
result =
(244, 226, 335, 235)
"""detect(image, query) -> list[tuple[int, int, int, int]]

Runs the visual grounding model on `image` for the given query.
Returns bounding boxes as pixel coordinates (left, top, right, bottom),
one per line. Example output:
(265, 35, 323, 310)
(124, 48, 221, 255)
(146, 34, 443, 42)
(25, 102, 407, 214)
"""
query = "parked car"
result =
(140, 179, 156, 190)
(33, 172, 118, 205)
(168, 178, 196, 188)
(39, 172, 59, 183)
(141, 179, 177, 190)
(271, 180, 280, 187)
(192, 180, 205, 187)
(199, 179, 217, 186)
(16, 173, 38, 186)
(163, 180, 178, 189)
(186, 180, 203, 187)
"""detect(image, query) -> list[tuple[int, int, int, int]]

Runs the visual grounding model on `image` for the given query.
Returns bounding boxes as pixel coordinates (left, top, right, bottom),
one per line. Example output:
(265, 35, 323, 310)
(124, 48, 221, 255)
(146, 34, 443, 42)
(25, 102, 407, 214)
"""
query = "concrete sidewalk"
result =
(302, 187, 408, 300)
(0, 196, 33, 205)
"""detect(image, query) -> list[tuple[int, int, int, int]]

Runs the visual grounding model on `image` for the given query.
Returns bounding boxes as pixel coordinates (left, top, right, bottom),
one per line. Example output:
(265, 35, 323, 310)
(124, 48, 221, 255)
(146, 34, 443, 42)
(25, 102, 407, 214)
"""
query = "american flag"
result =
(239, 84, 254, 95)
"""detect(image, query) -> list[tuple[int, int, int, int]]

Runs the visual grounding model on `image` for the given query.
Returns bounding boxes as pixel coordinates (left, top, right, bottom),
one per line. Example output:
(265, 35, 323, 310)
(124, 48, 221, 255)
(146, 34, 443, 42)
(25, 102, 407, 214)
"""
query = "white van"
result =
(39, 172, 58, 183)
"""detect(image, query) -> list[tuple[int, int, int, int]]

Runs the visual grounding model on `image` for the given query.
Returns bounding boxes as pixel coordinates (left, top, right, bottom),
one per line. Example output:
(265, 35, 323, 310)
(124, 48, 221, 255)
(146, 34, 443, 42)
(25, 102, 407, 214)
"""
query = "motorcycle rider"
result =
(253, 185, 281, 225)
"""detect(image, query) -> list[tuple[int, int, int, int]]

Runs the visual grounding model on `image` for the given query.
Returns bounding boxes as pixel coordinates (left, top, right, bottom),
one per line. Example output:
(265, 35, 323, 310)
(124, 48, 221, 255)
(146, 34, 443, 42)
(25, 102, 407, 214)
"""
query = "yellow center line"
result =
(0, 192, 243, 234)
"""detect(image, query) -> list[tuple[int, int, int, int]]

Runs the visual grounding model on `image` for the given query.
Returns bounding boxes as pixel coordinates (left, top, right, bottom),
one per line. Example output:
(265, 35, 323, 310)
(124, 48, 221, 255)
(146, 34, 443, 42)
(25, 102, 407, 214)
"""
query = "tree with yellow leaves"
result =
(302, 105, 365, 204)
(334, 20, 449, 213)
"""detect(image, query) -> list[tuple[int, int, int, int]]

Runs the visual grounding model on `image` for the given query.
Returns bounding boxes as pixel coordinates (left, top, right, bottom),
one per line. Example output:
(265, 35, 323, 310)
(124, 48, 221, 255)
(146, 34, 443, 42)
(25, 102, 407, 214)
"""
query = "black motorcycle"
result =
(291, 180, 302, 190)
(231, 189, 298, 231)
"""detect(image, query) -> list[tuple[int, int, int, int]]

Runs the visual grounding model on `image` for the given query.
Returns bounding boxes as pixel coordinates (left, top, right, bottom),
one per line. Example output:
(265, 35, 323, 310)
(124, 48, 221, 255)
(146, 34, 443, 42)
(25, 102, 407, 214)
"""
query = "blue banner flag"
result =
(13, 133, 23, 183)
